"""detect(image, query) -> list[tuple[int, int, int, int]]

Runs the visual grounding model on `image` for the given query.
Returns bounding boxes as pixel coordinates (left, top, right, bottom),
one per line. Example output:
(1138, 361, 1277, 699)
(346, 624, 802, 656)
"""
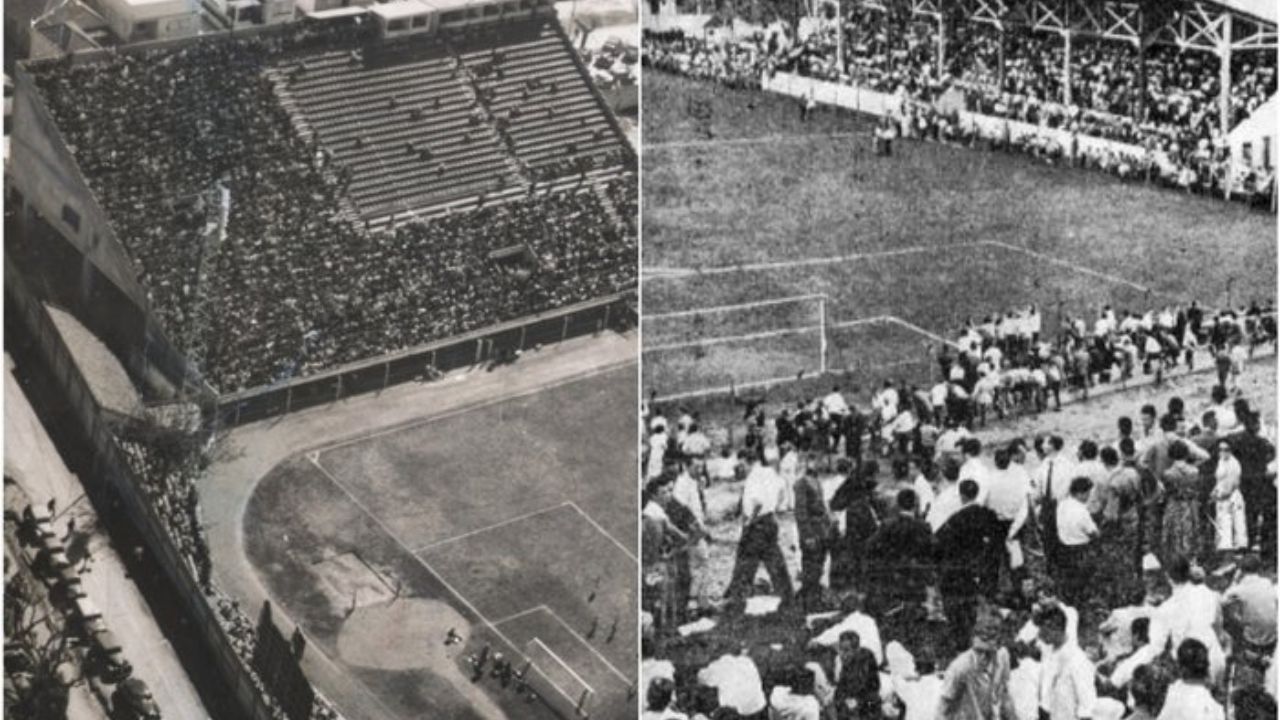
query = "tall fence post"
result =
(562, 315, 570, 341)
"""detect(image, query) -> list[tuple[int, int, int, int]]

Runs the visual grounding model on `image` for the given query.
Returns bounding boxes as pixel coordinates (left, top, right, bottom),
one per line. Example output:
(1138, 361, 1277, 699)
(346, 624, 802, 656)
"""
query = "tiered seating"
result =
(458, 20, 629, 181)
(26, 21, 636, 394)
(279, 44, 520, 219)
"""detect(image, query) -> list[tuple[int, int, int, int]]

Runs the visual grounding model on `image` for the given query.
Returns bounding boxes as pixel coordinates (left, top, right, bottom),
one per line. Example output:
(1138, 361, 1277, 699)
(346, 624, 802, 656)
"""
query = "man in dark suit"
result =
(867, 489, 935, 616)
(936, 479, 1001, 655)
(834, 630, 880, 720)
(794, 464, 835, 610)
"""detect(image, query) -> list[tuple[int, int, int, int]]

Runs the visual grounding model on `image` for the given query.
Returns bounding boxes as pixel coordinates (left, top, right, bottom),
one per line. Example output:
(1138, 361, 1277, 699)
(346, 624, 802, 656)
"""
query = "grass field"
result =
(242, 365, 637, 720)
(641, 72, 1277, 402)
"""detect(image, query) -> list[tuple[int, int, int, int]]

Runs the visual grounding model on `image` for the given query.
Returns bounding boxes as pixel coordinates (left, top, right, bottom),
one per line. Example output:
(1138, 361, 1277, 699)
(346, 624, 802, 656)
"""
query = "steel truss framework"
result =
(908, 0, 1278, 52)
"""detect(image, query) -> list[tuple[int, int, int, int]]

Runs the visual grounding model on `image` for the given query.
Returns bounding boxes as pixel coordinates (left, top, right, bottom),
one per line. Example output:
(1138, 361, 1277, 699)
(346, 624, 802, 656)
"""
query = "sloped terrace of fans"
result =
(26, 25, 636, 396)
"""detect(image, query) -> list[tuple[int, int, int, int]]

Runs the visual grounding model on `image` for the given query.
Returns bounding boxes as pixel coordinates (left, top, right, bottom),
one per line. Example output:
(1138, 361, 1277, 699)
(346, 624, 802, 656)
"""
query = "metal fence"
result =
(6, 257, 284, 720)
(215, 293, 635, 427)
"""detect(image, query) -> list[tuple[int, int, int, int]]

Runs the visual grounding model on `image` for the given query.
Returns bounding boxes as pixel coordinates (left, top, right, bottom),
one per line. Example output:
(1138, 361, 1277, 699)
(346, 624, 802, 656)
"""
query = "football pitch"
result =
(641, 72, 1276, 401)
(242, 364, 637, 720)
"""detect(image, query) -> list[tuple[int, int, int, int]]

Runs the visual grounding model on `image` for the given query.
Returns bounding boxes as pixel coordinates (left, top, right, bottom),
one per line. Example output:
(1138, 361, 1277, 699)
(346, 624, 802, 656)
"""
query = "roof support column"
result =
(1218, 13, 1233, 142)
(936, 13, 948, 81)
(1061, 28, 1072, 106)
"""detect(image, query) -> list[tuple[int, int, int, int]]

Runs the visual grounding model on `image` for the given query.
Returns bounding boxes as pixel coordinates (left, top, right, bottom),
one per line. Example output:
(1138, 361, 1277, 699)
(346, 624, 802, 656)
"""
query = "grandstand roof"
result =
(369, 0, 430, 20)
(1217, 0, 1277, 25)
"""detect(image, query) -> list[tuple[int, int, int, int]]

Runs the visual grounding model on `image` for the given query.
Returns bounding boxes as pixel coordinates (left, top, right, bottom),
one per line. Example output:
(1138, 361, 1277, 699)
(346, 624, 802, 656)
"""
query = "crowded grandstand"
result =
(640, 1, 1276, 719)
(12, 4, 636, 395)
(643, 0, 1277, 203)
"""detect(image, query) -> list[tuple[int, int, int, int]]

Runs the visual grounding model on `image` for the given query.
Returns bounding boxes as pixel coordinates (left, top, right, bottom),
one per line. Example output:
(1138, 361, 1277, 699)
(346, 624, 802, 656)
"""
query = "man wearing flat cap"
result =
(939, 613, 1016, 720)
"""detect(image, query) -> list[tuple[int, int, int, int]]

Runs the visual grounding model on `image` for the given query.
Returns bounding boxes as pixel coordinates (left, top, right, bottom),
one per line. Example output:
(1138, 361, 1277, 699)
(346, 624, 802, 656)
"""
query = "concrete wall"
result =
(8, 67, 212, 402)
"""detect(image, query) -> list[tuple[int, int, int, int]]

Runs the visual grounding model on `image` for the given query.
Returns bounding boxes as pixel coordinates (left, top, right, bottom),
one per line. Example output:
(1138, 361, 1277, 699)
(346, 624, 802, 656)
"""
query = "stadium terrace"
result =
(9, 10, 637, 397)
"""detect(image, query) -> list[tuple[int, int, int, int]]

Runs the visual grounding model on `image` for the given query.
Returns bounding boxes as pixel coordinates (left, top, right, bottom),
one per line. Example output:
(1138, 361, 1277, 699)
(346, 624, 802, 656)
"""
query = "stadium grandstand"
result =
(8, 0, 637, 399)
(643, 0, 1277, 202)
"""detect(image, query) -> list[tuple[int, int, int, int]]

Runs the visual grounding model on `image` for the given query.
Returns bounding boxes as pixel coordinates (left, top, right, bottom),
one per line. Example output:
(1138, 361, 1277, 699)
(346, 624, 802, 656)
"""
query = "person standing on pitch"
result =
(724, 445, 794, 609)
(794, 463, 835, 610)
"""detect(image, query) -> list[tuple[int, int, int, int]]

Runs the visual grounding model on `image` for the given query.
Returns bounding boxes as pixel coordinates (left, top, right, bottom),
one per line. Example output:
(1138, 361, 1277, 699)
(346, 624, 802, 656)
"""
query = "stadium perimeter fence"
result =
(215, 293, 636, 427)
(5, 256, 300, 720)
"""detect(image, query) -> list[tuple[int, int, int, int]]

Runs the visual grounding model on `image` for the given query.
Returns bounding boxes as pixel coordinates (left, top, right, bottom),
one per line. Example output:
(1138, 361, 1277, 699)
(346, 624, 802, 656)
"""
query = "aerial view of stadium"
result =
(641, 1, 1278, 719)
(4, 0, 638, 718)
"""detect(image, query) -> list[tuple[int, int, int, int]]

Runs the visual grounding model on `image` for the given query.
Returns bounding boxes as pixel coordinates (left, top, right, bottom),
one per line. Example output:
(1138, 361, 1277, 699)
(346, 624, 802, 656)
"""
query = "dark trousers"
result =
(941, 586, 979, 655)
(797, 533, 831, 607)
(1242, 489, 1277, 565)
(989, 519, 1014, 596)
(725, 514, 794, 601)
(1056, 542, 1092, 608)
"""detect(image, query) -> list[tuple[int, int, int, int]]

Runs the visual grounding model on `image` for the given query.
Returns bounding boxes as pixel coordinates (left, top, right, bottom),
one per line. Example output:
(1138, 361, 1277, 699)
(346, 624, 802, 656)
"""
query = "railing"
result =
(215, 292, 635, 427)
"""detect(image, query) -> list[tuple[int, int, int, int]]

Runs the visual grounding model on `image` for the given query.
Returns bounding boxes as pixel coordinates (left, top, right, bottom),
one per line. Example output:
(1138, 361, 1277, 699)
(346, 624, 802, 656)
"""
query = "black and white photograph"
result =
(3, 0, 639, 718)
(640, 2, 1278, 720)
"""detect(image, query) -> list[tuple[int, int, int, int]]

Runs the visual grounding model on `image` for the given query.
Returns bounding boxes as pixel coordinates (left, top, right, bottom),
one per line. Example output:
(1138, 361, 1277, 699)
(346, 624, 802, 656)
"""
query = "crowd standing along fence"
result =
(215, 292, 635, 427)
(5, 256, 291, 720)
(760, 71, 1251, 190)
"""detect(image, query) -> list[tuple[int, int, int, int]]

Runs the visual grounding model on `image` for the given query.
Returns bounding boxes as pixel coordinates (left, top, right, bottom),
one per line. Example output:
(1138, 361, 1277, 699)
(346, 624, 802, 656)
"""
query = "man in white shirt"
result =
(1037, 604, 1097, 720)
(697, 649, 767, 717)
(1055, 477, 1099, 608)
(706, 448, 739, 485)
(958, 439, 991, 505)
(769, 667, 822, 720)
(1157, 639, 1223, 720)
(928, 464, 964, 533)
(987, 446, 1032, 579)
(1149, 557, 1226, 683)
(1073, 441, 1108, 510)
(723, 447, 794, 606)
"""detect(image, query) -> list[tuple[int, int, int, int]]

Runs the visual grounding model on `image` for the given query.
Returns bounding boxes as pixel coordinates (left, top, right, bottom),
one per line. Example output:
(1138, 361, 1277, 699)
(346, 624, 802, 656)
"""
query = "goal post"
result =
(642, 293, 829, 400)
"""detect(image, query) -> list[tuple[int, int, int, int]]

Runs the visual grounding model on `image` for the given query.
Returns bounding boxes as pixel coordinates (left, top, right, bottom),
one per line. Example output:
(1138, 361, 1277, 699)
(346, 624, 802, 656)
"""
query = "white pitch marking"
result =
(644, 325, 823, 354)
(643, 293, 826, 320)
(306, 456, 524, 662)
(882, 316, 963, 349)
(533, 607, 631, 685)
(314, 361, 632, 456)
(984, 240, 1169, 297)
(566, 502, 636, 564)
(492, 604, 550, 627)
(642, 241, 989, 281)
(528, 637, 598, 698)
(413, 503, 573, 554)
(643, 131, 865, 152)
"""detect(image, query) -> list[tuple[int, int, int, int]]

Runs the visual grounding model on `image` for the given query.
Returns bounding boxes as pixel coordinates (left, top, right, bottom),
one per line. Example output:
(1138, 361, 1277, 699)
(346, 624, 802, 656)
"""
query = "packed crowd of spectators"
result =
(643, 29, 771, 89)
(29, 20, 637, 394)
(641, 6, 1277, 203)
(116, 432, 344, 720)
(116, 437, 212, 590)
(639, 294, 1277, 720)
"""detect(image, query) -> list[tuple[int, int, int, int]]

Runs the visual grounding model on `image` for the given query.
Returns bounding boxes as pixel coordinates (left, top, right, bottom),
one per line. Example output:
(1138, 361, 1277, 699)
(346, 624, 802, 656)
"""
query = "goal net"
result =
(642, 294, 828, 401)
(522, 638, 595, 718)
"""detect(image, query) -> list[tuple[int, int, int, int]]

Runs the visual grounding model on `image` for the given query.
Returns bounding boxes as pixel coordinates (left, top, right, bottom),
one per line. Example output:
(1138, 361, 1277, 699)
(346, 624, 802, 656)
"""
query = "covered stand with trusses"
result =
(898, 0, 1278, 143)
